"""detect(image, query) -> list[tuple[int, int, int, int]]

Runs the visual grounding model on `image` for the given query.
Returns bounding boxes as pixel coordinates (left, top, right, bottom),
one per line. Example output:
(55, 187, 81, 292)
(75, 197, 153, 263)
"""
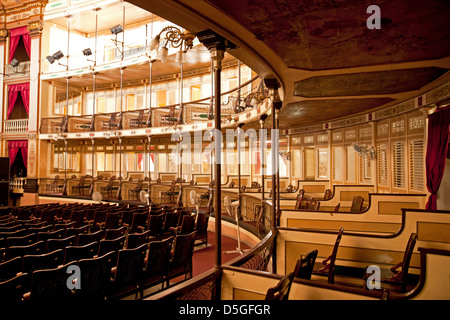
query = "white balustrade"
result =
(10, 177, 26, 193)
(3, 119, 29, 134)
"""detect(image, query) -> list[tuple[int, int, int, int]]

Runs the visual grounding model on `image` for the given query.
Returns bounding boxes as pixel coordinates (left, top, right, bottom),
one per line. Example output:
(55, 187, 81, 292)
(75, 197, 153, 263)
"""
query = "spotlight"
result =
(10, 59, 19, 67)
(46, 55, 55, 64)
(53, 50, 64, 60)
(82, 48, 92, 56)
(110, 24, 123, 35)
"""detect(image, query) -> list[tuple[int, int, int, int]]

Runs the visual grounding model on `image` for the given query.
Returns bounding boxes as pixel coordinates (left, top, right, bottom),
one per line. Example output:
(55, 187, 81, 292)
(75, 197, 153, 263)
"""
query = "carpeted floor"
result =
(138, 232, 251, 299)
(191, 231, 251, 276)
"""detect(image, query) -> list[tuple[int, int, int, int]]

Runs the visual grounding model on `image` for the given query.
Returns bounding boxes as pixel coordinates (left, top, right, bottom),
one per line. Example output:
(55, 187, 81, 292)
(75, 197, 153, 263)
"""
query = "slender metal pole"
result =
(179, 49, 184, 124)
(118, 137, 122, 200)
(148, 136, 151, 193)
(276, 109, 281, 220)
(271, 102, 277, 231)
(260, 119, 265, 200)
(147, 60, 153, 126)
(90, 138, 95, 196)
(212, 48, 224, 269)
(63, 139, 67, 195)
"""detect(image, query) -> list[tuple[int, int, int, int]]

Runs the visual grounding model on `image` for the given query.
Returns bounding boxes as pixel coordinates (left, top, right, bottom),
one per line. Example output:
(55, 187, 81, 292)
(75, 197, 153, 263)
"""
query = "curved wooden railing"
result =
(148, 231, 278, 300)
(39, 75, 261, 134)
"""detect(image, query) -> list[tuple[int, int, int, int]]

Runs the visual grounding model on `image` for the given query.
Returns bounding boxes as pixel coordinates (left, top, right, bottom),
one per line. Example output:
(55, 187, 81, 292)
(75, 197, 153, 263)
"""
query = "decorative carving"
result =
(27, 20, 44, 36)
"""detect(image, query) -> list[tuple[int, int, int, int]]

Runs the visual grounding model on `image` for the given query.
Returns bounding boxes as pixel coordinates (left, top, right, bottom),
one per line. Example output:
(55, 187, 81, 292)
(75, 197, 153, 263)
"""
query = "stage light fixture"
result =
(110, 24, 123, 35)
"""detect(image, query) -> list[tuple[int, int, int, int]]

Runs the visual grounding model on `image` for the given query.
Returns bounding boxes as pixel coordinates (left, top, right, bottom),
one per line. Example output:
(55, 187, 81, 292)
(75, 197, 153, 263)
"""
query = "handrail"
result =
(41, 75, 259, 119)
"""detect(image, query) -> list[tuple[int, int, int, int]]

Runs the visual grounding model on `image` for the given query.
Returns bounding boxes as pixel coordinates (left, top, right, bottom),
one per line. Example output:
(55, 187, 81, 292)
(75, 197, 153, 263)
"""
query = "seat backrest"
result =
(126, 230, 151, 249)
(294, 193, 304, 210)
(147, 212, 165, 237)
(195, 213, 209, 236)
(0, 256, 23, 282)
(22, 249, 65, 274)
(179, 215, 196, 235)
(98, 235, 126, 258)
(78, 230, 105, 246)
(293, 249, 318, 280)
(0, 274, 28, 302)
(334, 203, 341, 212)
(7, 241, 45, 261)
(297, 188, 305, 197)
(77, 251, 116, 299)
(114, 243, 148, 285)
(399, 233, 418, 292)
(146, 236, 173, 274)
(162, 211, 179, 234)
(45, 235, 77, 254)
(66, 225, 89, 238)
(129, 213, 148, 233)
(170, 231, 196, 268)
(38, 229, 66, 243)
(328, 227, 344, 284)
(265, 273, 294, 301)
(104, 226, 127, 240)
(307, 200, 320, 211)
(350, 196, 364, 212)
(64, 241, 99, 265)
(6, 233, 38, 248)
(29, 263, 74, 301)
(323, 189, 332, 200)
(120, 210, 135, 226)
(104, 213, 120, 230)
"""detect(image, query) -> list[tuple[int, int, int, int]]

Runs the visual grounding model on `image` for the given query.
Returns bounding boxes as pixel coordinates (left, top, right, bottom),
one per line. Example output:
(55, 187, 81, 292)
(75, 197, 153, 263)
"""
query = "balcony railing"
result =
(3, 119, 29, 134)
(10, 177, 27, 193)
(3, 61, 30, 78)
(39, 75, 262, 134)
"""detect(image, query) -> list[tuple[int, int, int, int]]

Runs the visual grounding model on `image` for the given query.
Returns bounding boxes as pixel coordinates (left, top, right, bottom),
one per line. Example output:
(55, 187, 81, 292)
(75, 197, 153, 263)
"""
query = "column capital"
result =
(27, 20, 44, 37)
(0, 29, 8, 43)
(195, 29, 236, 70)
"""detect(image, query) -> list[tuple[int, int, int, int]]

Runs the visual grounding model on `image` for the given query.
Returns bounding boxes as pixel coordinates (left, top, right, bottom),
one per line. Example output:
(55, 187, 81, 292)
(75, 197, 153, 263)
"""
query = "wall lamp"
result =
(148, 26, 195, 64)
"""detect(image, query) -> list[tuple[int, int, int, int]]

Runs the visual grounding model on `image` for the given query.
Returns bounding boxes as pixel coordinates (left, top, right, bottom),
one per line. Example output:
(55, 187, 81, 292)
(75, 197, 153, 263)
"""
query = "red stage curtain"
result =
(9, 26, 31, 63)
(425, 106, 450, 210)
(8, 140, 28, 169)
(7, 83, 30, 119)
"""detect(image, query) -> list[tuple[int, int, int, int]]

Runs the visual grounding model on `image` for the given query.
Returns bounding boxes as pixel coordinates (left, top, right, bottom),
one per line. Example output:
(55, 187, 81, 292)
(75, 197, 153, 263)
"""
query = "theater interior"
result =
(0, 0, 449, 304)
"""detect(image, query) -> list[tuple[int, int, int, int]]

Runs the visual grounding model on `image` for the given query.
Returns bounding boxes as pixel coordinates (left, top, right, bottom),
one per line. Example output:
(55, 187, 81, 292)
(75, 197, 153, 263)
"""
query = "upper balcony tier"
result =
(39, 75, 273, 140)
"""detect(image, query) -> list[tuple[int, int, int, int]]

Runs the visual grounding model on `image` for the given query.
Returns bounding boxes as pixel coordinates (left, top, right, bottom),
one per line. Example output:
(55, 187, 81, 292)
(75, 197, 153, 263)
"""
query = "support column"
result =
(264, 78, 282, 275)
(0, 29, 6, 134)
(197, 30, 234, 272)
(24, 21, 44, 197)
(212, 47, 224, 269)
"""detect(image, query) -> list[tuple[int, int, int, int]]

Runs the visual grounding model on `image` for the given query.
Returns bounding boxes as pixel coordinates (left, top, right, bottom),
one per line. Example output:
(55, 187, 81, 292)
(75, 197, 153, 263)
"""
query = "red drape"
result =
(8, 140, 28, 169)
(7, 83, 30, 119)
(9, 26, 31, 63)
(425, 106, 450, 210)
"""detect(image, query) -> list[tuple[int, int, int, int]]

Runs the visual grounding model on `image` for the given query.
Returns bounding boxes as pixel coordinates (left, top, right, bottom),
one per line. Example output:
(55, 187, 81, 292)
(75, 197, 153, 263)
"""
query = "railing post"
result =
(264, 78, 282, 274)
(197, 30, 235, 279)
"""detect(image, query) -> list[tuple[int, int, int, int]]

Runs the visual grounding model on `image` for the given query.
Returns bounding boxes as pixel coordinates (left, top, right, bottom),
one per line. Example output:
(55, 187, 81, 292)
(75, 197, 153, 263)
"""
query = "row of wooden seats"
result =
(293, 189, 364, 212)
(265, 227, 419, 300)
(0, 205, 209, 265)
(0, 230, 197, 301)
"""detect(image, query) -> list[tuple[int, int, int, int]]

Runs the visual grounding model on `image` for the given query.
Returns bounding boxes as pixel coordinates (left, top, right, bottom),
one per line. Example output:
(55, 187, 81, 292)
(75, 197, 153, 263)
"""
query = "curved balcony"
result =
(39, 75, 268, 140)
